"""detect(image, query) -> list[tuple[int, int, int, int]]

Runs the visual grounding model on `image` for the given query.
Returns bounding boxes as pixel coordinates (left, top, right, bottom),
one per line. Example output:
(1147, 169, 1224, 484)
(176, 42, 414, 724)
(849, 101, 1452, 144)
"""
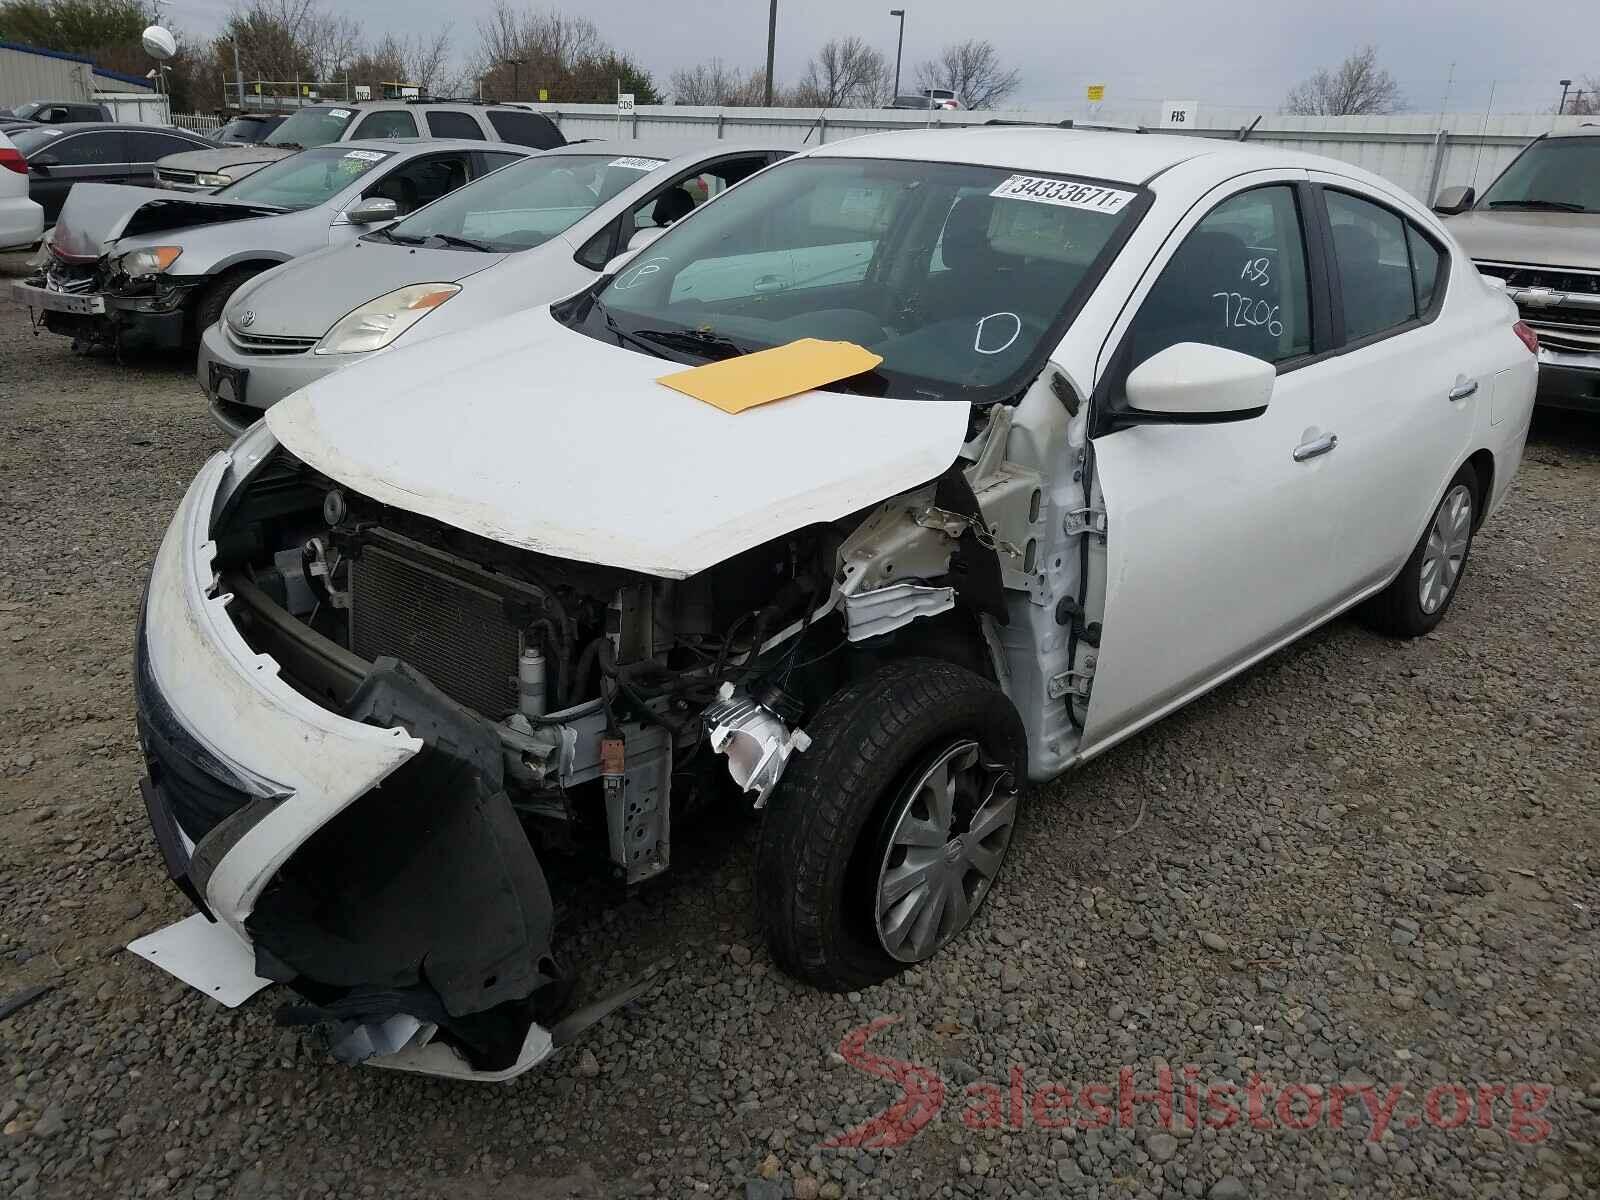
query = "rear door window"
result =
(426, 111, 484, 140)
(1324, 190, 1447, 342)
(352, 110, 418, 140)
(485, 109, 563, 149)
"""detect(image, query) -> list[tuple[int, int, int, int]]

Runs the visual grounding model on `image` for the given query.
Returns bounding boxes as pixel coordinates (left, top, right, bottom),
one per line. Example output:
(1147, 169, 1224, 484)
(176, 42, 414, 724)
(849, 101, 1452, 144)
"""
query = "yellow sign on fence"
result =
(1086, 84, 1105, 102)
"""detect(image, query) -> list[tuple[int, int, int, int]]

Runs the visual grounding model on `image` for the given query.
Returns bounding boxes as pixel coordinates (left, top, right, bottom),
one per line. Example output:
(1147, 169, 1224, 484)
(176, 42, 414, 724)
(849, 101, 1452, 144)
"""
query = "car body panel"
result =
(0, 129, 43, 250)
(47, 182, 285, 260)
(265, 306, 972, 578)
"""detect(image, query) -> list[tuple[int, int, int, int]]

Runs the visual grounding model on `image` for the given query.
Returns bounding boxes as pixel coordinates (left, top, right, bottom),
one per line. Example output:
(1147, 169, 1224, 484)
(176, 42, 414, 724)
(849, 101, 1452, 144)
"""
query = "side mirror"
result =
(345, 197, 399, 225)
(29, 156, 55, 174)
(1432, 185, 1474, 215)
(628, 226, 666, 252)
(1123, 343, 1274, 422)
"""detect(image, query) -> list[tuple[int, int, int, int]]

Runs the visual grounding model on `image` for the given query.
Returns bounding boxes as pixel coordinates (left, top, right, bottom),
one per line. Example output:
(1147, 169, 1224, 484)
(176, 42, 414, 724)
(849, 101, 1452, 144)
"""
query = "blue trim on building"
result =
(94, 67, 155, 89)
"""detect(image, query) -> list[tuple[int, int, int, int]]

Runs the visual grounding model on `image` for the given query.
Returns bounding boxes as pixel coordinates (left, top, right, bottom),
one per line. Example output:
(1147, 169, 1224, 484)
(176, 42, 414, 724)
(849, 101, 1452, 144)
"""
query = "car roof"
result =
(334, 137, 534, 154)
(809, 126, 1354, 188)
(23, 121, 208, 135)
(535, 138, 778, 161)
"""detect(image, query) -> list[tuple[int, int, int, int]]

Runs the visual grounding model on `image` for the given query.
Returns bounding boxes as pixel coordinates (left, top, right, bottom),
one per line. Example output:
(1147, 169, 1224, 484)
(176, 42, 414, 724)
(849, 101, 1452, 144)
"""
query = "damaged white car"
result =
(132, 128, 1537, 1081)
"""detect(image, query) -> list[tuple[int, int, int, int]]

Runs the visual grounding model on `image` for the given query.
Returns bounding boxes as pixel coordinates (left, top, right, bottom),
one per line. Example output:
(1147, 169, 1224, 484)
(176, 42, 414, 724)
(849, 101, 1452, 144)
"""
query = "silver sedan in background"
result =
(13, 139, 529, 355)
(198, 139, 789, 434)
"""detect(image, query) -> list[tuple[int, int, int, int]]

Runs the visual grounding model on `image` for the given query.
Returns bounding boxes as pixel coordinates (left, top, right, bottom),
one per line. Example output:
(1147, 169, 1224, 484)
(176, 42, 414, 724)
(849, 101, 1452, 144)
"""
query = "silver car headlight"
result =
(196, 172, 232, 188)
(314, 284, 460, 355)
(116, 246, 182, 277)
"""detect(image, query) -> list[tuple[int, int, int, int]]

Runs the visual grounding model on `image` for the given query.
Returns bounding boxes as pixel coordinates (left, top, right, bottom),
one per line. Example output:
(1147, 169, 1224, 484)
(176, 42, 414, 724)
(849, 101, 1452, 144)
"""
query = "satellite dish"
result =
(141, 25, 177, 61)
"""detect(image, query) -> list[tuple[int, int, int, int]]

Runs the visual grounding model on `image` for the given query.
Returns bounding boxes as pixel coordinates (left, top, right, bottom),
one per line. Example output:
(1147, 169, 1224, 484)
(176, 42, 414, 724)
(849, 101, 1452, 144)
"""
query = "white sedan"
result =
(0, 129, 43, 250)
(131, 127, 1535, 1081)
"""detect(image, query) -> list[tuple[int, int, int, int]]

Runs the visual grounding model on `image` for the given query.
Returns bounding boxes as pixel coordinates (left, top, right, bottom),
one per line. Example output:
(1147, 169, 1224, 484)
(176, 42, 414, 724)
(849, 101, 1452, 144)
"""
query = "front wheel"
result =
(755, 658, 1024, 992)
(1359, 464, 1478, 638)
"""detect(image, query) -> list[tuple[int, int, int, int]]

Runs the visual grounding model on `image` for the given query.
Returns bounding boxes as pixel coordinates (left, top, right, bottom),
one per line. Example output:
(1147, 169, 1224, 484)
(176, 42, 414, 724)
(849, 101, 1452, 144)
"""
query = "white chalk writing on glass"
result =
(1212, 291, 1284, 338)
(1240, 257, 1272, 287)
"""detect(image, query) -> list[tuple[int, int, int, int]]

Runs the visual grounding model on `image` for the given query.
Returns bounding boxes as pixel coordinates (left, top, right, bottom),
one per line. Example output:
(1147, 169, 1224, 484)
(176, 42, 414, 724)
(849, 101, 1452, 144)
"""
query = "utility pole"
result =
(764, 0, 777, 106)
(889, 9, 905, 101)
(231, 39, 244, 111)
(1559, 79, 1573, 115)
(507, 57, 526, 102)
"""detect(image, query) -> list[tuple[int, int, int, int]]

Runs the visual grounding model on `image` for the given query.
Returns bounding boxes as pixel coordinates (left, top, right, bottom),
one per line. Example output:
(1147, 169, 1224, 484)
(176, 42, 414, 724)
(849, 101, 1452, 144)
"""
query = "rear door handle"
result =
(1448, 380, 1479, 402)
(1293, 433, 1338, 462)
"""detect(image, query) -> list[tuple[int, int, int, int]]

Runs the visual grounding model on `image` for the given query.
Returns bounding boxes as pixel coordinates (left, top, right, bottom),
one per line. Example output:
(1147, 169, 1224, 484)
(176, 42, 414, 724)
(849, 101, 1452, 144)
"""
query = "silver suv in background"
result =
(1435, 126, 1600, 412)
(154, 101, 563, 192)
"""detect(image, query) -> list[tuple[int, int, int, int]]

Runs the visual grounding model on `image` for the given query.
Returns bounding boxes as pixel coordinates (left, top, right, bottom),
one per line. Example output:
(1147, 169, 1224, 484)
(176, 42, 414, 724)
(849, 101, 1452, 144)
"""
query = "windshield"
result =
(569, 156, 1146, 402)
(214, 146, 392, 209)
(1480, 137, 1600, 213)
(12, 102, 42, 120)
(383, 152, 665, 252)
(11, 126, 63, 155)
(265, 106, 355, 149)
(215, 117, 274, 144)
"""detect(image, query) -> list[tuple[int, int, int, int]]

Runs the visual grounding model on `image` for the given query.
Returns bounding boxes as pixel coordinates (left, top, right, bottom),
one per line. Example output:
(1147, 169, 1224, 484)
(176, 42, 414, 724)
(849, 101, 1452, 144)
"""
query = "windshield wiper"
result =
(425, 232, 496, 252)
(590, 296, 670, 360)
(1488, 199, 1586, 212)
(369, 226, 426, 245)
(633, 327, 749, 360)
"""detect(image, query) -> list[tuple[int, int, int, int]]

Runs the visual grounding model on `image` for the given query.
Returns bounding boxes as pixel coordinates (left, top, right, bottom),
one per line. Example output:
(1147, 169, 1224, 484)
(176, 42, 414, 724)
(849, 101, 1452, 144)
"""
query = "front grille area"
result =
(349, 540, 522, 717)
(227, 327, 318, 356)
(1476, 260, 1600, 351)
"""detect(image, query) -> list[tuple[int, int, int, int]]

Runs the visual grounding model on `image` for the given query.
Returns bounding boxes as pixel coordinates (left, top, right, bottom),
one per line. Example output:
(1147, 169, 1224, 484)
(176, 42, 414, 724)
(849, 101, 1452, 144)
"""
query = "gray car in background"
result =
(199, 139, 788, 433)
(1435, 126, 1600, 412)
(14, 138, 530, 354)
(154, 101, 564, 193)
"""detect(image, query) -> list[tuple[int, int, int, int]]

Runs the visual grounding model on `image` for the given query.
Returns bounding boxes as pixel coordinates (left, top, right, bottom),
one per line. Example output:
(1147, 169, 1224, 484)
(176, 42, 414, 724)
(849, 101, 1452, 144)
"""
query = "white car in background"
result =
(132, 127, 1536, 1083)
(0, 129, 44, 250)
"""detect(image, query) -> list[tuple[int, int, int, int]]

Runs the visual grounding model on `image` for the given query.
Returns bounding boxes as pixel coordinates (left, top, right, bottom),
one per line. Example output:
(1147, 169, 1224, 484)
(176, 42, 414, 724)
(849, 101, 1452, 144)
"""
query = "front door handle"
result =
(1293, 433, 1338, 462)
(1448, 379, 1479, 402)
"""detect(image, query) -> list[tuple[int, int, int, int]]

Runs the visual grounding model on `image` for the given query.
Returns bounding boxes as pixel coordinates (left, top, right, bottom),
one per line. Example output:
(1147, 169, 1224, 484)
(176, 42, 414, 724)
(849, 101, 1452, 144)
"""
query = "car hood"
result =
(49, 183, 284, 261)
(229, 240, 508, 338)
(1445, 209, 1600, 269)
(157, 145, 293, 173)
(266, 307, 971, 578)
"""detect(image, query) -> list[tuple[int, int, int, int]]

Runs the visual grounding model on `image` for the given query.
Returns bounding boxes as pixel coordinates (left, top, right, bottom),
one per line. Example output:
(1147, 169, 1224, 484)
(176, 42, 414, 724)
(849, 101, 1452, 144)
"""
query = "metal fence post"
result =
(716, 111, 724, 139)
(819, 112, 827, 144)
(1423, 129, 1450, 205)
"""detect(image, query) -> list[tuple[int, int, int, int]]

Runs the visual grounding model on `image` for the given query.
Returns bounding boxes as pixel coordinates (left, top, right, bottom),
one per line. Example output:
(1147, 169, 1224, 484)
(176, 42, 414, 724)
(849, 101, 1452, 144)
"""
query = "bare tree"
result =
(669, 59, 771, 106)
(913, 38, 1020, 109)
(1560, 75, 1600, 115)
(796, 36, 888, 107)
(1285, 45, 1403, 116)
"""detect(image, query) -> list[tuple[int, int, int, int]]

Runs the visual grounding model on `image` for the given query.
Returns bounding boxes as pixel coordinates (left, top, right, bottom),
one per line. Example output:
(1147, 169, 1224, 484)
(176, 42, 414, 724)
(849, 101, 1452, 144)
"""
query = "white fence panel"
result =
(530, 103, 1592, 203)
(173, 112, 223, 135)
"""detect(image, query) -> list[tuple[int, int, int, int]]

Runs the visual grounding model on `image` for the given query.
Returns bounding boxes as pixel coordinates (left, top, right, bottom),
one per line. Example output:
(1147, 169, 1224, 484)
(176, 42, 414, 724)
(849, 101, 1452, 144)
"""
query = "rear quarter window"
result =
(426, 111, 484, 140)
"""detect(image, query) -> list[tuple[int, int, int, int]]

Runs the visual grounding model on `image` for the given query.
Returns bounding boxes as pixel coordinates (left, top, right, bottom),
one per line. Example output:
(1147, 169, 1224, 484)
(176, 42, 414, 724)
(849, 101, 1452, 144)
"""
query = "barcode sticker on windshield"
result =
(609, 156, 664, 171)
(990, 175, 1135, 213)
(343, 149, 386, 162)
(329, 108, 352, 118)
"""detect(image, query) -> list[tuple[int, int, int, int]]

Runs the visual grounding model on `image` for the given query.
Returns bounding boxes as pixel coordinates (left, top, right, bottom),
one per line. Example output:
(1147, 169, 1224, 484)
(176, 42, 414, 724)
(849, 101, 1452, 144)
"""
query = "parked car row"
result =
(29, 120, 1527, 1086)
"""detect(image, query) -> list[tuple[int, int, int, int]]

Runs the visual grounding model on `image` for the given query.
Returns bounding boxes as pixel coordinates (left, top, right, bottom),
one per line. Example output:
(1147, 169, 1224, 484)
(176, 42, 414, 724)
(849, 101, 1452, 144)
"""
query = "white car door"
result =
(1304, 175, 1485, 594)
(1079, 173, 1352, 751)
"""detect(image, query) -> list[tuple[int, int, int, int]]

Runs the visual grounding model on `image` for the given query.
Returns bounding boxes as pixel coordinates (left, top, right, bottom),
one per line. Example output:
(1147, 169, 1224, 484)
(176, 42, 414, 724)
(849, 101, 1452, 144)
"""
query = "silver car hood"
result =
(49, 183, 283, 261)
(266, 307, 971, 578)
(156, 145, 293, 174)
(226, 240, 507, 338)
(1445, 209, 1600, 269)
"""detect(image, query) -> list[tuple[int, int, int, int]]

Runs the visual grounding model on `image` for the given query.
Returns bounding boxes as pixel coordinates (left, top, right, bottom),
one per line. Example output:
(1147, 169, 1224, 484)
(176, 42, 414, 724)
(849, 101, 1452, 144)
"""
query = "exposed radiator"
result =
(349, 540, 523, 718)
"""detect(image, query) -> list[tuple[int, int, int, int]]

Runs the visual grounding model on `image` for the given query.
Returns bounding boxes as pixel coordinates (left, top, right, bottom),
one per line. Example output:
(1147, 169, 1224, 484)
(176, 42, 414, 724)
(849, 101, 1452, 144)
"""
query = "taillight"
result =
(1513, 320, 1539, 355)
(0, 148, 26, 175)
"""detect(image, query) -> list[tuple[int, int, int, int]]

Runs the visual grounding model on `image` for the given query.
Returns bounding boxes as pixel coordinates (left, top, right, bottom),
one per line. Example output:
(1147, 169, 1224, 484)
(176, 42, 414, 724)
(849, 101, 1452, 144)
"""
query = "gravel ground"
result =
(1, 265, 1598, 1200)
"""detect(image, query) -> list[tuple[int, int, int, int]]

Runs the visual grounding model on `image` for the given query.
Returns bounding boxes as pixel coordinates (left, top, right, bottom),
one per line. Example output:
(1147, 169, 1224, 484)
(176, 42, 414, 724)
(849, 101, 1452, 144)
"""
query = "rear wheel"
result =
(755, 658, 1023, 992)
(1359, 464, 1478, 638)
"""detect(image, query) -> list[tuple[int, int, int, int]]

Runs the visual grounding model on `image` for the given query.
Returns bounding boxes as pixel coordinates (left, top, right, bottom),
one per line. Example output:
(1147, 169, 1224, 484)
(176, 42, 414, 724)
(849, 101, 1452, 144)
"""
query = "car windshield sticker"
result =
(329, 108, 353, 119)
(989, 175, 1136, 214)
(344, 149, 386, 162)
(609, 156, 666, 171)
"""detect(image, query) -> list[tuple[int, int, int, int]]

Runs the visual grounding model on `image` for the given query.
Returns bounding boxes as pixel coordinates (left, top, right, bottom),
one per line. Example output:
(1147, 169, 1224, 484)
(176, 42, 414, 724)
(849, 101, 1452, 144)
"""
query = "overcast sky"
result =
(162, 0, 1600, 115)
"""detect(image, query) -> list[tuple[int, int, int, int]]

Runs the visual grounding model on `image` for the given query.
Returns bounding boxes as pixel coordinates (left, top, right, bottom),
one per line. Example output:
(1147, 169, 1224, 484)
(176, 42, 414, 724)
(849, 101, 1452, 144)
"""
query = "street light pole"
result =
(1559, 79, 1573, 115)
(508, 57, 527, 102)
(764, 0, 777, 106)
(890, 9, 905, 101)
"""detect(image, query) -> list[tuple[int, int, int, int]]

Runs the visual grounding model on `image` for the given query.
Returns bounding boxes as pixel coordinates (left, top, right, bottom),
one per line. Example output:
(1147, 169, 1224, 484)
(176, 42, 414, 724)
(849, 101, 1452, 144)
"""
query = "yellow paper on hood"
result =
(657, 338, 883, 414)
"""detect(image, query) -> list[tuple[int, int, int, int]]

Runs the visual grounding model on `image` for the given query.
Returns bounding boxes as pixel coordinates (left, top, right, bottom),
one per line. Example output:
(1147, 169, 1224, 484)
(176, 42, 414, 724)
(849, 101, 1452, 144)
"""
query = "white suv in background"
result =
(0, 130, 44, 251)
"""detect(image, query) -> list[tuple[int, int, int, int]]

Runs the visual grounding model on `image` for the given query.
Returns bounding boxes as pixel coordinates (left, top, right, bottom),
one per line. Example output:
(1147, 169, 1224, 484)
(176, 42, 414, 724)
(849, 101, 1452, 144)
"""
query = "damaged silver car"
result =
(131, 128, 1534, 1081)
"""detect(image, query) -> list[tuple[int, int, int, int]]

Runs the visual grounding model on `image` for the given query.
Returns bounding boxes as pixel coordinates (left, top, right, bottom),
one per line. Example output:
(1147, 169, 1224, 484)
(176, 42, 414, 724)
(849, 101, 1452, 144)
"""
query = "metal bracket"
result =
(1047, 666, 1095, 700)
(1062, 507, 1108, 542)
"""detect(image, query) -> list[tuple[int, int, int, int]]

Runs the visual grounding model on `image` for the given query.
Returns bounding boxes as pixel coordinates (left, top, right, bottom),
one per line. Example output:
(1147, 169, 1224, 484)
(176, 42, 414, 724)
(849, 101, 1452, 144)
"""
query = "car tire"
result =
(755, 657, 1024, 992)
(190, 266, 262, 343)
(1358, 464, 1479, 638)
